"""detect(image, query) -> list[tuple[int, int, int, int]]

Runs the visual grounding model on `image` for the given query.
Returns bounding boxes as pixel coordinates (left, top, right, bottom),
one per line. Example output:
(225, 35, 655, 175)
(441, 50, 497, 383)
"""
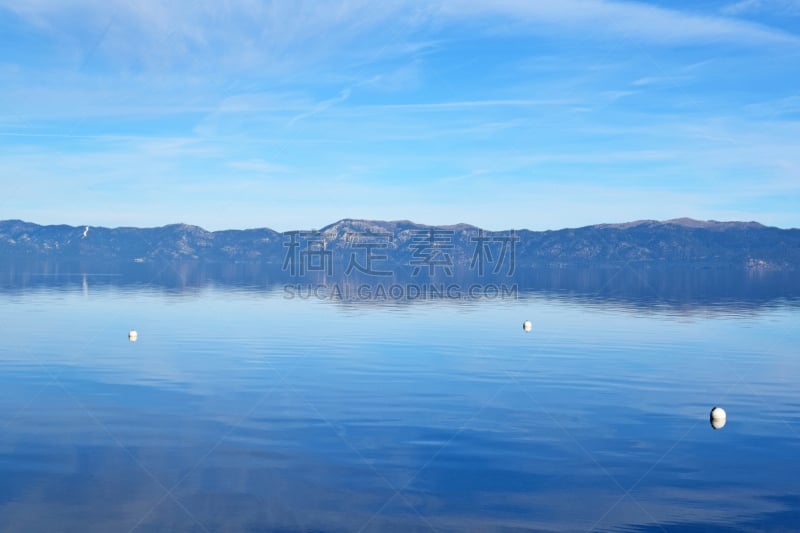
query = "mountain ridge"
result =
(0, 217, 786, 234)
(1, 218, 797, 271)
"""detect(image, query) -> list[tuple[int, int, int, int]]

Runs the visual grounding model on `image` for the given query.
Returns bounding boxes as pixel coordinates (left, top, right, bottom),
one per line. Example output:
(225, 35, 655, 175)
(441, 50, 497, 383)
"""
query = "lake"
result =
(0, 267, 798, 532)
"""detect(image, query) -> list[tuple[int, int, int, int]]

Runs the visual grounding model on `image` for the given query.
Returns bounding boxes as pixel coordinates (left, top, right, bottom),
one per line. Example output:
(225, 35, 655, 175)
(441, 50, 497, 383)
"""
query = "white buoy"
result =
(522, 320, 532, 332)
(128, 329, 138, 342)
(710, 406, 726, 430)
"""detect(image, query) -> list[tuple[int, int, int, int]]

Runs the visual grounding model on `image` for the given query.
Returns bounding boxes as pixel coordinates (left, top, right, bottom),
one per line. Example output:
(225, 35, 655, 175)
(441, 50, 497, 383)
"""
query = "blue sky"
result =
(1, 0, 798, 231)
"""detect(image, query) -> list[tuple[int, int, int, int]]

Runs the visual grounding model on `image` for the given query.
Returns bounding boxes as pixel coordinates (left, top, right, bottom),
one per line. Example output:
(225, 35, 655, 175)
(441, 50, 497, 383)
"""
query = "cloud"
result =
(288, 88, 352, 127)
(723, 0, 765, 14)
(438, 0, 800, 46)
(364, 61, 424, 92)
(0, 0, 414, 73)
(722, 0, 800, 16)
(744, 95, 800, 117)
(1, 0, 796, 80)
(632, 76, 689, 87)
(2, 0, 798, 231)
(228, 159, 289, 174)
(366, 99, 574, 111)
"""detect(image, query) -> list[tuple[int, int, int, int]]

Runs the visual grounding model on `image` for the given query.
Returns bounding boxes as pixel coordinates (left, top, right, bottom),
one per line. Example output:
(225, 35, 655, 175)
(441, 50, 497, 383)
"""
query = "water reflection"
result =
(0, 268, 798, 531)
(2, 260, 799, 314)
(710, 407, 727, 430)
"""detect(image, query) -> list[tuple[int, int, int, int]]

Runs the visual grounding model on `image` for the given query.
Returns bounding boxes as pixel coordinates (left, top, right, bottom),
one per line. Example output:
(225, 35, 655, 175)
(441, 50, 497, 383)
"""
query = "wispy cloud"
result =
(441, 0, 800, 45)
(744, 94, 800, 117)
(2, 0, 796, 77)
(227, 159, 290, 174)
(1, 0, 798, 230)
(365, 99, 574, 111)
(722, 0, 800, 16)
(0, 0, 413, 73)
(632, 76, 689, 87)
(723, 0, 765, 14)
(289, 89, 352, 127)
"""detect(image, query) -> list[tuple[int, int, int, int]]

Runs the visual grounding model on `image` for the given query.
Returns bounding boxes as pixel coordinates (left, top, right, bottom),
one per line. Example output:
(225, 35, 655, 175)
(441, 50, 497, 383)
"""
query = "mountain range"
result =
(1, 218, 798, 271)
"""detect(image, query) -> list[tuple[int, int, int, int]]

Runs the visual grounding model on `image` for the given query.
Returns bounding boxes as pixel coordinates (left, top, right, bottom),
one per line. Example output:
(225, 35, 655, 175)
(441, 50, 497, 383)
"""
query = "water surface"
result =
(0, 272, 798, 531)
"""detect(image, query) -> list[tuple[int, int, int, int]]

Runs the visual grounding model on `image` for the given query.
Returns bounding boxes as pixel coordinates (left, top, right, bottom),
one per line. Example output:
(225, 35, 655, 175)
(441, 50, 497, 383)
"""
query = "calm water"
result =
(1, 273, 799, 532)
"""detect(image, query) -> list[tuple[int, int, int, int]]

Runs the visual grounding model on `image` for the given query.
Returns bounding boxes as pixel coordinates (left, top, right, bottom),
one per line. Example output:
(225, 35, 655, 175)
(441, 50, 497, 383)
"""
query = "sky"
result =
(1, 0, 799, 231)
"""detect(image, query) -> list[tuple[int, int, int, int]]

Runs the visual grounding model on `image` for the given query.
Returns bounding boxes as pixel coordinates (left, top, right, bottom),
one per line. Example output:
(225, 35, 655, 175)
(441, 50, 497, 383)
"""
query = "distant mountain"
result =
(0, 220, 283, 263)
(1, 218, 798, 271)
